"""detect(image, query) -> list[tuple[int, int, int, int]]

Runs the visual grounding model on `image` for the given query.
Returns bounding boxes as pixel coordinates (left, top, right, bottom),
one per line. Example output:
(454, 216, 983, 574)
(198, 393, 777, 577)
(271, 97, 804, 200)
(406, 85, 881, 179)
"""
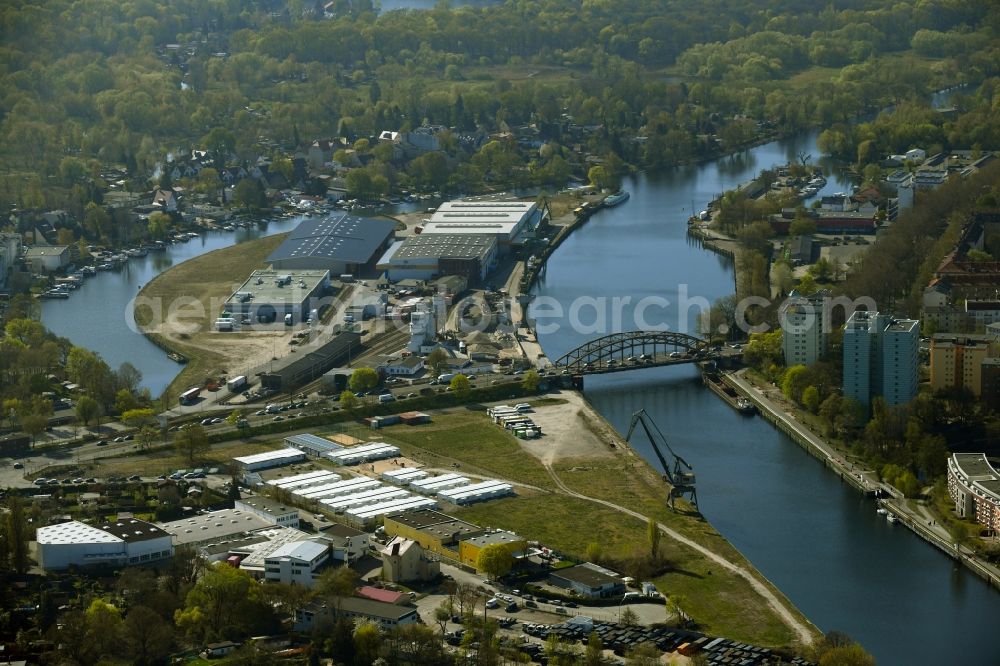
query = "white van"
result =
(438, 373, 455, 383)
(378, 393, 395, 404)
(265, 404, 280, 414)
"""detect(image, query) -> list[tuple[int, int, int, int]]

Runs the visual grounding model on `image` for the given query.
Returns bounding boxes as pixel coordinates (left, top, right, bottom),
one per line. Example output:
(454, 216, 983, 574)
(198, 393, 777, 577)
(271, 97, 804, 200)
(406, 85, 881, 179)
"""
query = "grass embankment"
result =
(380, 411, 553, 490)
(375, 410, 812, 646)
(134, 234, 287, 403)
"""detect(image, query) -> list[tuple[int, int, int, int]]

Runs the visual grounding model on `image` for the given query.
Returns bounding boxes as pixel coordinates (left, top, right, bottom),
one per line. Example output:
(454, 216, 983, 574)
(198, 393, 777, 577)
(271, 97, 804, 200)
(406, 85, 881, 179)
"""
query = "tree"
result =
(315, 565, 359, 600)
(433, 601, 452, 635)
(147, 211, 172, 239)
(75, 395, 100, 426)
(175, 565, 273, 642)
(619, 606, 639, 627)
(802, 385, 821, 413)
(781, 364, 809, 402)
(817, 643, 875, 666)
(137, 425, 158, 451)
(349, 367, 379, 393)
(121, 407, 155, 428)
(122, 605, 174, 666)
(476, 543, 514, 580)
(85, 598, 124, 661)
(116, 361, 143, 394)
(585, 542, 603, 563)
(626, 642, 660, 666)
(20, 412, 48, 444)
(450, 374, 471, 399)
(174, 423, 209, 466)
(426, 347, 449, 376)
(4, 495, 30, 573)
(521, 370, 541, 392)
(647, 517, 661, 561)
(340, 390, 360, 413)
(585, 632, 605, 666)
(233, 178, 267, 210)
(789, 212, 817, 236)
(353, 623, 382, 665)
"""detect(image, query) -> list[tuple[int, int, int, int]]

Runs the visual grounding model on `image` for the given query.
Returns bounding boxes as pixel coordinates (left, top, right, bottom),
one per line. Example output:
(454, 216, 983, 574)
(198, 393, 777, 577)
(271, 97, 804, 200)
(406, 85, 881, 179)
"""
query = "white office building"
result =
(263, 539, 330, 587)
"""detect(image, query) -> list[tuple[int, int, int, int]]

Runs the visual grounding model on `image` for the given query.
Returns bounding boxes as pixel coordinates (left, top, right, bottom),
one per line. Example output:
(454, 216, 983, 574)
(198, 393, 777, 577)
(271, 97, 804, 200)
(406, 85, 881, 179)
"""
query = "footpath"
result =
(726, 368, 1000, 591)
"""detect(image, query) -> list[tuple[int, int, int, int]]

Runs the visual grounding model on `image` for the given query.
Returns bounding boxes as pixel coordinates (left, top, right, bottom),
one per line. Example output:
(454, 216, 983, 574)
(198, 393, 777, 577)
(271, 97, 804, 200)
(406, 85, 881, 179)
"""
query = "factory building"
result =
(37, 518, 173, 570)
(419, 199, 540, 251)
(267, 212, 397, 275)
(259, 331, 362, 391)
(377, 234, 498, 282)
(225, 269, 330, 325)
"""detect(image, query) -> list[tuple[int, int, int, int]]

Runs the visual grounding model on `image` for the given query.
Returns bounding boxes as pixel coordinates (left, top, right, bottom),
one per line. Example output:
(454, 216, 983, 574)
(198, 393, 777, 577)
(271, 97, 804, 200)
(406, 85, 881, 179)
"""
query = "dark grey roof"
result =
(98, 518, 170, 543)
(550, 564, 622, 589)
(269, 212, 396, 264)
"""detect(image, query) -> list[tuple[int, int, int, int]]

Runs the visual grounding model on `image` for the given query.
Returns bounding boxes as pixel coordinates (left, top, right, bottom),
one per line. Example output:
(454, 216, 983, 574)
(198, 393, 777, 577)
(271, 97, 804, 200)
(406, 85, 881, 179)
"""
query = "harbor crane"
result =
(625, 409, 698, 511)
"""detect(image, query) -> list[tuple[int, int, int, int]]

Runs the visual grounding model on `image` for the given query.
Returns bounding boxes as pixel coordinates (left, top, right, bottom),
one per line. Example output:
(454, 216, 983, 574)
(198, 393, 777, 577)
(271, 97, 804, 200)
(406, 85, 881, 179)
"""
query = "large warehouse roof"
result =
(389, 234, 496, 260)
(268, 213, 396, 265)
(227, 270, 329, 308)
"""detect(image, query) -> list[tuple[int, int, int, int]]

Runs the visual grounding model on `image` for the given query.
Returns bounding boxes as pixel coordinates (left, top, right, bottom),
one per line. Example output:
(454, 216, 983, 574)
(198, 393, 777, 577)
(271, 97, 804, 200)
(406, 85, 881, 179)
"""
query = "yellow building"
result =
(382, 509, 483, 561)
(929, 334, 992, 396)
(458, 530, 527, 569)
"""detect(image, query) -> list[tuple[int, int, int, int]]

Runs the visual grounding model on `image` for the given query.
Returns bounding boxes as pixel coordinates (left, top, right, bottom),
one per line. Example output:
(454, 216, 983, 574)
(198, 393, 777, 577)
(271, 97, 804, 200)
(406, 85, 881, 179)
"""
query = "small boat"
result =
(736, 397, 756, 415)
(167, 352, 188, 364)
(886, 513, 898, 524)
(876, 507, 888, 515)
(603, 190, 630, 207)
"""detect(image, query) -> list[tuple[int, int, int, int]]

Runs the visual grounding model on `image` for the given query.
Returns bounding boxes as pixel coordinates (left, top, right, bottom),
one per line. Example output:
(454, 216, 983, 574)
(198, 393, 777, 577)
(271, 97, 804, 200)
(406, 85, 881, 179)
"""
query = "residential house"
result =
(380, 536, 440, 583)
(152, 188, 179, 213)
(309, 139, 336, 168)
(24, 245, 72, 273)
(294, 598, 419, 632)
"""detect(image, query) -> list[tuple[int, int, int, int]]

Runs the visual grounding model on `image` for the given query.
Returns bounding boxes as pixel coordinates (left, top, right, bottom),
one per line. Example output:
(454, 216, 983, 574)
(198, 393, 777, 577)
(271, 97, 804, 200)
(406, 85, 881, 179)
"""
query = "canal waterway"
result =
(529, 133, 1000, 663)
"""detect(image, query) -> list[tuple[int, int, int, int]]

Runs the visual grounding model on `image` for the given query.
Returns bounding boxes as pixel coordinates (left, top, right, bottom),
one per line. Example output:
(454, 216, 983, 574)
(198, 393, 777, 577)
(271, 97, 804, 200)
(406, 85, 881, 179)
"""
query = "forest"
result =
(1, 0, 998, 217)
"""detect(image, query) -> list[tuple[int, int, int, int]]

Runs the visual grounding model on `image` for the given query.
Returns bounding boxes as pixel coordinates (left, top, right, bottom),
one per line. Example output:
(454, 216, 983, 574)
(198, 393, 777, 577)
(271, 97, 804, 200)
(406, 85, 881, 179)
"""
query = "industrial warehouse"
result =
(267, 212, 397, 274)
(377, 233, 498, 282)
(418, 199, 541, 251)
(224, 269, 330, 326)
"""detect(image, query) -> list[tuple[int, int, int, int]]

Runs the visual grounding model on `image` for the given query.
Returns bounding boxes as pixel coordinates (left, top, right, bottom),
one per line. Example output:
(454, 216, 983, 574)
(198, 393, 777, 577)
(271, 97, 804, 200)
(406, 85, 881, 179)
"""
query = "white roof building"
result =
(233, 447, 307, 471)
(37, 518, 173, 570)
(263, 539, 331, 587)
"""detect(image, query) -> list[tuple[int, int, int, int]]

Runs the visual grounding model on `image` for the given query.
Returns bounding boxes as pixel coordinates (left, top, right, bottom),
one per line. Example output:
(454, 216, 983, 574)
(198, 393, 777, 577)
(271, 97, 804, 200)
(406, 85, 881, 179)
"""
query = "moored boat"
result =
(604, 190, 630, 207)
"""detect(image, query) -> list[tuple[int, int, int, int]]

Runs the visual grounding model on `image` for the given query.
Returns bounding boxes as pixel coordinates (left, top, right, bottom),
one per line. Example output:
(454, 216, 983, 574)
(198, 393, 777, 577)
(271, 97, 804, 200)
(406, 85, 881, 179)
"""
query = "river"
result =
(529, 132, 1000, 664)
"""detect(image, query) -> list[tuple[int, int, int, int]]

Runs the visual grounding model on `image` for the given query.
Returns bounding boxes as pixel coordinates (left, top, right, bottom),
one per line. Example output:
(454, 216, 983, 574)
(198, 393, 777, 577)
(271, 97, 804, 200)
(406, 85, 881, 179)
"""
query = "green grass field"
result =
(378, 411, 554, 489)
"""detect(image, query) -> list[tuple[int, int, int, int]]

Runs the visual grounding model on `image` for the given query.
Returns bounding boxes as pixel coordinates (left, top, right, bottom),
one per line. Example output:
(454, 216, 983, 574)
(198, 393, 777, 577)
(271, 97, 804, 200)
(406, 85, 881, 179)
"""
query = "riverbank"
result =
(134, 234, 289, 403)
(397, 392, 821, 647)
(723, 368, 1000, 591)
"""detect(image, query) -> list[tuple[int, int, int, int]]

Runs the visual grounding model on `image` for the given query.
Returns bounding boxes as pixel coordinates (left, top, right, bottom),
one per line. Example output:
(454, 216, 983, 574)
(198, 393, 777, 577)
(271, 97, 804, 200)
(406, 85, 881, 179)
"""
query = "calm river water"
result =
(530, 133, 1000, 664)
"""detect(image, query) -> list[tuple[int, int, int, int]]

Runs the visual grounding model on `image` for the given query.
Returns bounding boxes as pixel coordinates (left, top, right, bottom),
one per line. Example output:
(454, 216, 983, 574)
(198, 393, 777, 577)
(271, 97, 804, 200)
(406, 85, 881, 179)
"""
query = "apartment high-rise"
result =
(779, 290, 829, 367)
(843, 311, 919, 411)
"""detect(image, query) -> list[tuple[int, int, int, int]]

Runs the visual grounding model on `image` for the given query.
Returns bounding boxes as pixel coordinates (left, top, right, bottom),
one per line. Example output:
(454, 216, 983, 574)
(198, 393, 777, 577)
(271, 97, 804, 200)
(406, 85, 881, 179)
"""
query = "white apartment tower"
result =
(779, 290, 828, 366)
(843, 311, 919, 412)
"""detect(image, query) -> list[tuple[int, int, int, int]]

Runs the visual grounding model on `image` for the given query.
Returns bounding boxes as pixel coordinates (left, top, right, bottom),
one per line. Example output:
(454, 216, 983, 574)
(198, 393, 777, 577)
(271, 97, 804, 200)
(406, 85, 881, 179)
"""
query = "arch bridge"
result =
(553, 331, 717, 375)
